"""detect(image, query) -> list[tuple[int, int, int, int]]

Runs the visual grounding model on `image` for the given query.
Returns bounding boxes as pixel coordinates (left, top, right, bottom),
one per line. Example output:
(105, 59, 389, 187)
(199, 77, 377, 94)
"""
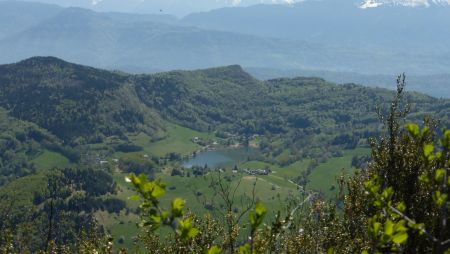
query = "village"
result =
(242, 168, 271, 176)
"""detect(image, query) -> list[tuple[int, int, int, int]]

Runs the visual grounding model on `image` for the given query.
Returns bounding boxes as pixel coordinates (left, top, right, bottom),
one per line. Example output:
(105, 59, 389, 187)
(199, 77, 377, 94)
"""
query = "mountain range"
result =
(0, 1, 428, 74)
(183, 0, 450, 51)
(0, 0, 449, 97)
(360, 0, 450, 8)
(0, 0, 304, 16)
(1, 56, 448, 158)
(0, 56, 448, 185)
(4, 0, 450, 16)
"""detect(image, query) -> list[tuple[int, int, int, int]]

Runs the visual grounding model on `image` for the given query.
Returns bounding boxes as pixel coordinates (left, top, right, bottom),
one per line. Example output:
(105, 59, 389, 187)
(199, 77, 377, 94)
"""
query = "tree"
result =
(342, 74, 450, 253)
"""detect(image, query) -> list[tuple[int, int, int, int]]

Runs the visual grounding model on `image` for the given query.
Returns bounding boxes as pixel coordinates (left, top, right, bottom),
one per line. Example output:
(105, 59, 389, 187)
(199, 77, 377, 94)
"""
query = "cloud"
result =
(231, 0, 242, 5)
(91, 0, 103, 5)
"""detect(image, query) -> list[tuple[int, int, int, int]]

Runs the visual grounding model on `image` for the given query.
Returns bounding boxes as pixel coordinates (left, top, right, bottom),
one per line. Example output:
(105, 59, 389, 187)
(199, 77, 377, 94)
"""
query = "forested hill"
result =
(0, 57, 165, 144)
(0, 57, 449, 162)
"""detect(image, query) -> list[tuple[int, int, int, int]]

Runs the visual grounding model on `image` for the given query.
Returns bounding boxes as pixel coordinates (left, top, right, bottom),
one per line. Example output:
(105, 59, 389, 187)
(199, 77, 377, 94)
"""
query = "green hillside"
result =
(0, 56, 448, 189)
(0, 57, 165, 144)
(1, 57, 449, 251)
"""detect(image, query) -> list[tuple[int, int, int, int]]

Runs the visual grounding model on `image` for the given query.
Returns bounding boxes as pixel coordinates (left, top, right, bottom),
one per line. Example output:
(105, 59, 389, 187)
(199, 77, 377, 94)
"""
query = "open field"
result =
(307, 148, 371, 199)
(31, 150, 71, 170)
(129, 123, 217, 157)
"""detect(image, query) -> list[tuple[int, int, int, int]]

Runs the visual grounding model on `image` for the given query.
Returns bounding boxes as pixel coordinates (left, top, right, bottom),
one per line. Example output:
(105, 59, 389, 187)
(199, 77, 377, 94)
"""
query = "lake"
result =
(182, 147, 259, 169)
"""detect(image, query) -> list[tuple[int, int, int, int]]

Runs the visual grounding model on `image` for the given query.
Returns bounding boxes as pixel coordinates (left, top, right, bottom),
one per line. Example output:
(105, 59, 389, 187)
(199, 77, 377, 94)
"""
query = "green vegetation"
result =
(307, 148, 370, 199)
(0, 57, 165, 144)
(0, 58, 450, 252)
(1, 167, 123, 252)
(109, 116, 449, 253)
(31, 150, 71, 170)
(0, 107, 69, 185)
(131, 123, 215, 157)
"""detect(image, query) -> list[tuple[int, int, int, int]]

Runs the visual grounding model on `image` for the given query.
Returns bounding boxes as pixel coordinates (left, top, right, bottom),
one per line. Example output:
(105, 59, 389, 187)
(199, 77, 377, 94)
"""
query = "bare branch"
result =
(388, 205, 438, 243)
(236, 178, 258, 224)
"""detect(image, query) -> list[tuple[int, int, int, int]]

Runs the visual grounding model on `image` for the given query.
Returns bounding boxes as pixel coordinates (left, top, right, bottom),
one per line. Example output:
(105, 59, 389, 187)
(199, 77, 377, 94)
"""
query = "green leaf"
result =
(392, 232, 408, 244)
(442, 130, 450, 148)
(142, 181, 166, 200)
(395, 220, 406, 230)
(239, 244, 251, 254)
(373, 222, 381, 235)
(207, 246, 223, 254)
(444, 130, 450, 142)
(249, 202, 267, 229)
(384, 220, 394, 236)
(171, 198, 185, 217)
(381, 233, 392, 244)
(368, 217, 382, 237)
(423, 144, 434, 158)
(255, 202, 267, 217)
(406, 123, 419, 137)
(421, 126, 429, 137)
(418, 174, 430, 184)
(433, 191, 448, 207)
(382, 187, 393, 201)
(396, 202, 407, 213)
(149, 209, 161, 225)
(188, 227, 199, 238)
(249, 213, 256, 226)
(373, 200, 382, 208)
(152, 184, 166, 199)
(176, 218, 199, 240)
(161, 211, 169, 220)
(128, 195, 140, 201)
(435, 169, 445, 182)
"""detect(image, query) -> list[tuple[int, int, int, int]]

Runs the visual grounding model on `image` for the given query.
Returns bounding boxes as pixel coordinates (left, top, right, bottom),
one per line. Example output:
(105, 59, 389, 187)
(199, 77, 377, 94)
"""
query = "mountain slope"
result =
(1, 57, 449, 163)
(246, 67, 450, 98)
(0, 1, 62, 40)
(0, 5, 312, 71)
(0, 57, 164, 143)
(359, 0, 450, 8)
(182, 1, 450, 53)
(0, 107, 65, 185)
(2, 1, 450, 75)
(0, 5, 364, 72)
(1, 0, 304, 16)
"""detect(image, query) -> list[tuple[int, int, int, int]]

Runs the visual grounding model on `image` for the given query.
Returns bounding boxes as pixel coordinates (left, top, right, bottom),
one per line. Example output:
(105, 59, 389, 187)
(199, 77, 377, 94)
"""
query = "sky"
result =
(8, 0, 450, 16)
(13, 0, 303, 16)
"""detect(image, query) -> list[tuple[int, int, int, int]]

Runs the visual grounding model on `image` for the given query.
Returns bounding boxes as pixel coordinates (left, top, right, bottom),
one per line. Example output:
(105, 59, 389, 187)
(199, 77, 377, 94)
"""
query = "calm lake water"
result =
(182, 147, 259, 168)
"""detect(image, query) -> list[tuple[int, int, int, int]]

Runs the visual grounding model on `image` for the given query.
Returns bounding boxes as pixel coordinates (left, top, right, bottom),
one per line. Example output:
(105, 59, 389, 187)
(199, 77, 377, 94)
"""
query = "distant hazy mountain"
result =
(0, 4, 326, 71)
(246, 67, 450, 98)
(4, 0, 450, 16)
(0, 0, 303, 16)
(359, 0, 450, 8)
(1, 1, 450, 78)
(182, 1, 450, 53)
(0, 1, 433, 75)
(0, 1, 62, 40)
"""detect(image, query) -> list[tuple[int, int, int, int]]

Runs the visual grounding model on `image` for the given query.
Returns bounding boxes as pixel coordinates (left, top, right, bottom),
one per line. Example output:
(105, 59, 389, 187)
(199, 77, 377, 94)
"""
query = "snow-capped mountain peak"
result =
(359, 0, 450, 8)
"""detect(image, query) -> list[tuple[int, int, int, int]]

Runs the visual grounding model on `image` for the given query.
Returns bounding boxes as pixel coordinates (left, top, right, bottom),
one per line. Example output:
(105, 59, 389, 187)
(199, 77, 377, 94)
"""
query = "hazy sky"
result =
(14, 0, 303, 16)
(9, 0, 449, 16)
